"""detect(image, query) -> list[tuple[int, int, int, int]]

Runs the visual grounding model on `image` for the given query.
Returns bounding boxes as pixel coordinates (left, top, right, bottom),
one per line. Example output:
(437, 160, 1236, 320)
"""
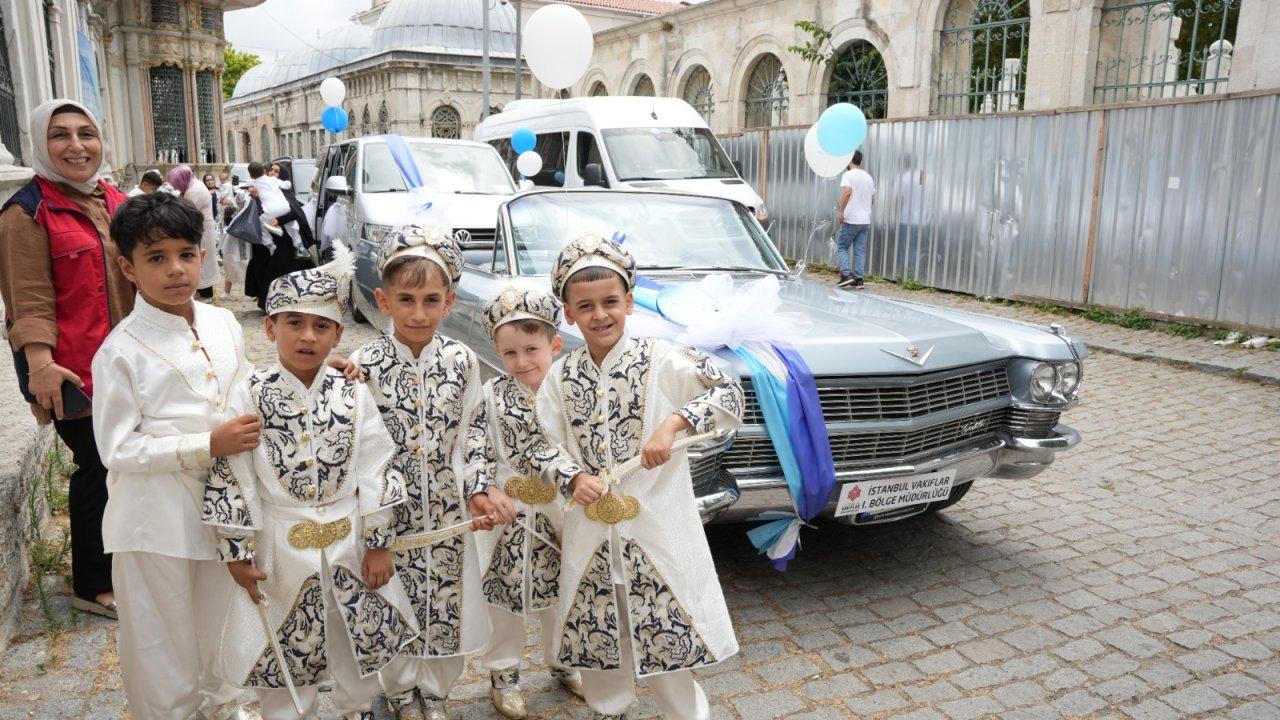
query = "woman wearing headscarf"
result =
(168, 165, 219, 298)
(272, 161, 317, 253)
(0, 100, 128, 619)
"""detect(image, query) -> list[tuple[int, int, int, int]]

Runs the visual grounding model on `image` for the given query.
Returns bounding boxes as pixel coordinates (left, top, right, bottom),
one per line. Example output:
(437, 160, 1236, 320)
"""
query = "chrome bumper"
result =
(695, 424, 1081, 525)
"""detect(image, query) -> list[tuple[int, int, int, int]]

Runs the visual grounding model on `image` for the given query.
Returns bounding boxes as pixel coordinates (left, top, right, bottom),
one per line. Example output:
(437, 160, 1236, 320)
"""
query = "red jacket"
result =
(3, 177, 127, 398)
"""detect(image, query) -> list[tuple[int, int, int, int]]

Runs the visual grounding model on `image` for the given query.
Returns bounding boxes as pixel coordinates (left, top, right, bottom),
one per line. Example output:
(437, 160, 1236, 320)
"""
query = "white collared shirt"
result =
(93, 295, 249, 559)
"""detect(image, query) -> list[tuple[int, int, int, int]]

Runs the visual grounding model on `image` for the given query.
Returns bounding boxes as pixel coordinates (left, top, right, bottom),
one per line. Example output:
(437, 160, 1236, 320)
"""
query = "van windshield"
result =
(602, 128, 737, 181)
(361, 141, 516, 194)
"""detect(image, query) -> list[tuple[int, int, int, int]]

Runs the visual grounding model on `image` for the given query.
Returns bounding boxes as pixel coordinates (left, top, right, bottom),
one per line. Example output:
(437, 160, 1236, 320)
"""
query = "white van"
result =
(475, 96, 767, 222)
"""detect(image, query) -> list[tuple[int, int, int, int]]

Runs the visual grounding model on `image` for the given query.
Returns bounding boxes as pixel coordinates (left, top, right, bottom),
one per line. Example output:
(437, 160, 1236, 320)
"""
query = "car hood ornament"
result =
(882, 344, 935, 367)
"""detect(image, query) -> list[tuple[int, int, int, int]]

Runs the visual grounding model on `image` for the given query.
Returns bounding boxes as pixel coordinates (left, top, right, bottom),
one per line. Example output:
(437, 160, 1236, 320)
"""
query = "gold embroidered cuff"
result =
(177, 432, 214, 471)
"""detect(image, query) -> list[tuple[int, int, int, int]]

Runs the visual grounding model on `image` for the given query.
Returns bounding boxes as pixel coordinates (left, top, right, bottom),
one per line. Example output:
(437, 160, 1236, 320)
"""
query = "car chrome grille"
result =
(1004, 408, 1061, 439)
(455, 227, 496, 248)
(722, 406, 1018, 471)
(740, 365, 1010, 425)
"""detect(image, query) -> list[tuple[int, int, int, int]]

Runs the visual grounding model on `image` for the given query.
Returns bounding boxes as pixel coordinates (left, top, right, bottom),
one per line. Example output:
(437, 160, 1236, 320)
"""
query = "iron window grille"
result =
(150, 65, 189, 163)
(201, 7, 218, 31)
(361, 106, 370, 135)
(151, 0, 179, 25)
(196, 71, 217, 162)
(260, 126, 270, 161)
(1093, 0, 1240, 104)
(630, 75, 655, 97)
(0, 8, 22, 162)
(744, 54, 789, 128)
(827, 40, 889, 120)
(431, 105, 460, 139)
(935, 0, 1030, 116)
(681, 65, 715, 120)
(378, 102, 389, 133)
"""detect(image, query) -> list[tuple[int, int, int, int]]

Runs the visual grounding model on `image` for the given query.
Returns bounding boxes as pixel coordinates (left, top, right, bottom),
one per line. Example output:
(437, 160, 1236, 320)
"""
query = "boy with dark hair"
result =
(476, 285, 583, 718)
(203, 247, 419, 720)
(93, 191, 254, 720)
(351, 223, 504, 720)
(524, 232, 745, 720)
(127, 169, 164, 197)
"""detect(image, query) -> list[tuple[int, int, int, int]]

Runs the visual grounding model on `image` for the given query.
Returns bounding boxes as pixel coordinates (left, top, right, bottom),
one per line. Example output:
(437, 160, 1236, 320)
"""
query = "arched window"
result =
(588, 81, 608, 97)
(827, 41, 889, 119)
(1093, 0, 1241, 103)
(431, 105, 460, 139)
(361, 106, 371, 135)
(378, 102, 389, 133)
(936, 0, 1030, 115)
(744, 54, 788, 128)
(681, 66, 714, 120)
(556, 88, 572, 99)
(260, 126, 271, 162)
(630, 74, 655, 97)
(150, 65, 189, 162)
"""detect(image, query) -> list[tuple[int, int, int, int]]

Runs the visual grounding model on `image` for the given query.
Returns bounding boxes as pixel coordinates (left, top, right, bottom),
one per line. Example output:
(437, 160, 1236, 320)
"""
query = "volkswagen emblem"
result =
(452, 228, 472, 246)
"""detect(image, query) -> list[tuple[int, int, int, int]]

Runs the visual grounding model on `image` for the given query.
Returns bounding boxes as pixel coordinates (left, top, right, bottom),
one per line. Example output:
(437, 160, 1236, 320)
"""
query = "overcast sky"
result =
(224, 0, 372, 61)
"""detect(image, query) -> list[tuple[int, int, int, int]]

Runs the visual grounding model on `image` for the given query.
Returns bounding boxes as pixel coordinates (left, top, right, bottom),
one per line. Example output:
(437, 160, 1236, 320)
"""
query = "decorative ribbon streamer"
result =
(632, 275, 837, 570)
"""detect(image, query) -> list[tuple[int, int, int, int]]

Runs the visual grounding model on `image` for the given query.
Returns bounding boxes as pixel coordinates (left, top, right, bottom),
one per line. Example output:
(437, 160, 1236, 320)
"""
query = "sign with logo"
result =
(834, 470, 957, 518)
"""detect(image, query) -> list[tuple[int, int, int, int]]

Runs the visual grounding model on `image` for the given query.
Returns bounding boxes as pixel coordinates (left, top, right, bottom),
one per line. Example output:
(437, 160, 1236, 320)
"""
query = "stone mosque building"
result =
(225, 0, 1280, 162)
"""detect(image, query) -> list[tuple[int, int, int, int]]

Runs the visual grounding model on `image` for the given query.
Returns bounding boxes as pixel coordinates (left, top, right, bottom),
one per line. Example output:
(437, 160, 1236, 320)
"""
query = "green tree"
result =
(223, 46, 261, 99)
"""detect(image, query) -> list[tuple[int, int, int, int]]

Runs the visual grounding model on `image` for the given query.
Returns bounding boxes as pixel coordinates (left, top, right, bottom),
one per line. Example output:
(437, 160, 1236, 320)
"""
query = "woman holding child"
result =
(0, 99, 129, 620)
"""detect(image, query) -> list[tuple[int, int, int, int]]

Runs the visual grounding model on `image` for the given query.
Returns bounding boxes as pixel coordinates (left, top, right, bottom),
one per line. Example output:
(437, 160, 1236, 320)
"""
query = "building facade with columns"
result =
(1, 0, 261, 183)
(572, 0, 1280, 133)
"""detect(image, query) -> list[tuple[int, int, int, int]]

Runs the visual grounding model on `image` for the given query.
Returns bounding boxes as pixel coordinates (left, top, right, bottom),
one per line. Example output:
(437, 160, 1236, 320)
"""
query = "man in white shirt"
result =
(836, 151, 875, 289)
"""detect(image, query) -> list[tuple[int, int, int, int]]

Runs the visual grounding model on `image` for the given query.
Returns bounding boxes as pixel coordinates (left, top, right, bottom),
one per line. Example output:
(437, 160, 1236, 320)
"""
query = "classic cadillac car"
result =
(351, 189, 1085, 525)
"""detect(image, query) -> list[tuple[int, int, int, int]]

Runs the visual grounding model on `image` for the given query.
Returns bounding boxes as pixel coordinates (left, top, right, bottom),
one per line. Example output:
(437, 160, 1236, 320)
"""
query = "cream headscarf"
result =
(28, 99, 106, 195)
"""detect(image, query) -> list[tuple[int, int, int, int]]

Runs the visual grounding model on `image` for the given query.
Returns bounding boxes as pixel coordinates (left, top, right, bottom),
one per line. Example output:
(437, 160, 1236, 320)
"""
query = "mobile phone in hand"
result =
(61, 381, 92, 418)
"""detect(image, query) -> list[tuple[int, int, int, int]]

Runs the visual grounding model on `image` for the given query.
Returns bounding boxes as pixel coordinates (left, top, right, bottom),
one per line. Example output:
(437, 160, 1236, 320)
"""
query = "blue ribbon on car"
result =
(633, 275, 836, 571)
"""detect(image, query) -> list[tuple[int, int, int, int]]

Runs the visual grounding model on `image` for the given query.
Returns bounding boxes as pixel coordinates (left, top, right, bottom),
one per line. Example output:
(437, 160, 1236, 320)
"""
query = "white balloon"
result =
(516, 150, 543, 178)
(319, 77, 346, 106)
(523, 4, 593, 90)
(803, 125, 854, 178)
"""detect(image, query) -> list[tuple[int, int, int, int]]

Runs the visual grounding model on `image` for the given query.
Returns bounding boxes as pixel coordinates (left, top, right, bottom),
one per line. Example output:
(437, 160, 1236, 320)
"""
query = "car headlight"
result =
(1029, 361, 1082, 403)
(362, 223, 393, 243)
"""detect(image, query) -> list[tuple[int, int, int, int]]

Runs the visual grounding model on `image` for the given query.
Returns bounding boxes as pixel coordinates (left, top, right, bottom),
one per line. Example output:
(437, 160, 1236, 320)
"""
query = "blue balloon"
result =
(321, 106, 349, 133)
(554, 170, 565, 185)
(512, 127, 536, 154)
(816, 103, 867, 157)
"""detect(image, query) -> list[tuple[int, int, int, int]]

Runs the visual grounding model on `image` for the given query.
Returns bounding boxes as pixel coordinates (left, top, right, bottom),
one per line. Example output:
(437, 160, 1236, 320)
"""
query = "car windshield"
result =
(361, 141, 515, 194)
(506, 193, 785, 276)
(603, 127, 737, 181)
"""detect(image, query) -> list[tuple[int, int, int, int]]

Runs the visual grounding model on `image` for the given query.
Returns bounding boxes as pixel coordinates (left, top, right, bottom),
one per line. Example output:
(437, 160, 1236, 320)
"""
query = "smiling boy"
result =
(522, 232, 745, 720)
(351, 223, 504, 720)
(92, 192, 252, 720)
(475, 285, 584, 718)
(202, 250, 418, 720)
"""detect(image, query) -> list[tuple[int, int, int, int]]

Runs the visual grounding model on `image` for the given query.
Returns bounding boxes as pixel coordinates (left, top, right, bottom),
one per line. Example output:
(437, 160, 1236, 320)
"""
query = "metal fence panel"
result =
(1093, 94, 1280, 330)
(723, 92, 1280, 332)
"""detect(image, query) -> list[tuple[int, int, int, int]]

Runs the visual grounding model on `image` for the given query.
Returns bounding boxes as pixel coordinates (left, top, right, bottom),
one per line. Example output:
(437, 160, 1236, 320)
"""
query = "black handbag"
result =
(226, 197, 266, 245)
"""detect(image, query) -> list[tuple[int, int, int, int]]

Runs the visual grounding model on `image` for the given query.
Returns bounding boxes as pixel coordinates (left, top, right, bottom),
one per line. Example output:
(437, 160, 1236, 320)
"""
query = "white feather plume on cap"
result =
(265, 240, 357, 323)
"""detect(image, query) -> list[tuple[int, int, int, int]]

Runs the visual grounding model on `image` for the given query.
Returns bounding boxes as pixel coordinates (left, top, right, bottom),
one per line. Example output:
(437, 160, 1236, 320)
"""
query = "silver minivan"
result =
(310, 136, 517, 325)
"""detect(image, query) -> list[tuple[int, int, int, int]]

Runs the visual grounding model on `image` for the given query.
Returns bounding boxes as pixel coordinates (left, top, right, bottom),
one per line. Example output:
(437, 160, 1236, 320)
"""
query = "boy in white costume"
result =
(476, 285, 585, 718)
(203, 249, 420, 719)
(524, 233, 744, 719)
(351, 223, 504, 720)
(92, 193, 252, 720)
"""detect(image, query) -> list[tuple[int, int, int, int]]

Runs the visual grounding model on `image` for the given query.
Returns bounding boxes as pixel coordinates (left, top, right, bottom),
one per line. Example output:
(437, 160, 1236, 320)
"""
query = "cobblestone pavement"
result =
(2, 290, 1279, 720)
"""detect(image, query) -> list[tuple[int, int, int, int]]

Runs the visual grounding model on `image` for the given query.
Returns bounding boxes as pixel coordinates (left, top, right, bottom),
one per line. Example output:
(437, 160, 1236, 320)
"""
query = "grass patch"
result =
(1081, 307, 1153, 330)
(1162, 323, 1203, 338)
(1032, 302, 1069, 316)
(26, 442, 75, 638)
(1268, 341, 1280, 351)
(1214, 328, 1234, 341)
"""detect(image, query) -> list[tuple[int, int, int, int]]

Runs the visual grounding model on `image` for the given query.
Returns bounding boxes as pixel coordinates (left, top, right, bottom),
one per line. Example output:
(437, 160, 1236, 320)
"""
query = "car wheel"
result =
(351, 281, 368, 324)
(922, 480, 973, 515)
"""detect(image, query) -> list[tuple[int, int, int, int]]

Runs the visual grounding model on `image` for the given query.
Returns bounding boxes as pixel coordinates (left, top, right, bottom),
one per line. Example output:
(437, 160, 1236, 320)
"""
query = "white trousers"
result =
(480, 605, 561, 674)
(113, 551, 240, 720)
(577, 585, 709, 720)
(257, 588, 380, 720)
(380, 654, 466, 702)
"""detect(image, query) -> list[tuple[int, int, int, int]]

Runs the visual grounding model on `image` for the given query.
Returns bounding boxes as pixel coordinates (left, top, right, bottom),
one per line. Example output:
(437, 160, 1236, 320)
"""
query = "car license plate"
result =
(833, 470, 956, 518)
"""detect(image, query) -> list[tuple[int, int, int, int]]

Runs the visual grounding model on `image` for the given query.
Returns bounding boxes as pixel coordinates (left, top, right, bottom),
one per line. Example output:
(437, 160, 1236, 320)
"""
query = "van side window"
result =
(492, 222, 508, 274)
(576, 132, 602, 174)
(530, 132, 568, 187)
(344, 145, 359, 189)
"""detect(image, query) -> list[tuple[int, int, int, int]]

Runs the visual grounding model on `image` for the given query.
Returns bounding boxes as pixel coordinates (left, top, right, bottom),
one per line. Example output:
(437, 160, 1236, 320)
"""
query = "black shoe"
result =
(836, 275, 856, 288)
(196, 287, 214, 299)
(853, 278, 865, 289)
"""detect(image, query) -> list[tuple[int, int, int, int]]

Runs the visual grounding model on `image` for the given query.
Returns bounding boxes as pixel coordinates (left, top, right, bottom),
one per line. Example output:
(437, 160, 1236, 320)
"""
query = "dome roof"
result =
(302, 23, 374, 76)
(371, 0, 516, 55)
(231, 62, 274, 97)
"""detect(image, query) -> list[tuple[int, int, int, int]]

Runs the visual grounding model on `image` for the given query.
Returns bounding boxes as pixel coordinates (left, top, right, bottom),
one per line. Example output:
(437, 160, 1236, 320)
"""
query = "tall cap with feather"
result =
(265, 241, 355, 323)
(377, 222, 464, 285)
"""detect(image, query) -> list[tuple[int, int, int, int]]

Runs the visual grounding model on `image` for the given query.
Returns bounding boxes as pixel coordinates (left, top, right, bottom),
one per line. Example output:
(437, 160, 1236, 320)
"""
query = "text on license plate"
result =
(833, 470, 956, 517)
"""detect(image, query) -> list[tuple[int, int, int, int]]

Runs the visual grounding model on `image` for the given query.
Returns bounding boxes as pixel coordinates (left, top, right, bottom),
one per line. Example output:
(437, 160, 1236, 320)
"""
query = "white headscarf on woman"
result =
(27, 99, 106, 195)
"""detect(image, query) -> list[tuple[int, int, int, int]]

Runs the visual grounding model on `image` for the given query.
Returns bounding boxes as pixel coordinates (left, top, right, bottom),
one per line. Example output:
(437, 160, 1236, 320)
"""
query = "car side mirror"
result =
(582, 163, 608, 188)
(731, 160, 743, 177)
(323, 175, 351, 197)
